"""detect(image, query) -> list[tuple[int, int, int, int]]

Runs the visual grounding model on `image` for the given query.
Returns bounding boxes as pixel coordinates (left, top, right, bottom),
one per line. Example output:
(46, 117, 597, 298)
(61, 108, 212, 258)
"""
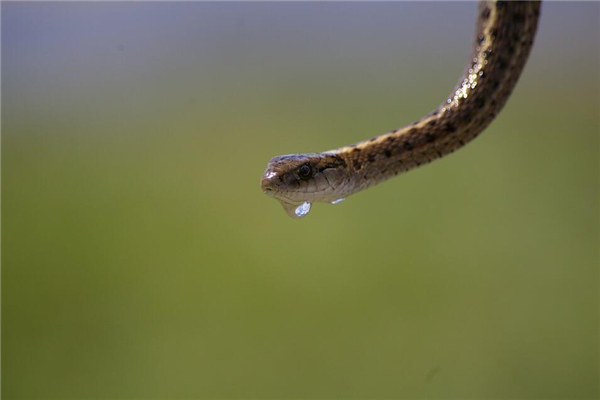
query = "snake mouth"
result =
(268, 190, 303, 204)
(263, 187, 304, 202)
(260, 186, 310, 218)
(264, 186, 329, 204)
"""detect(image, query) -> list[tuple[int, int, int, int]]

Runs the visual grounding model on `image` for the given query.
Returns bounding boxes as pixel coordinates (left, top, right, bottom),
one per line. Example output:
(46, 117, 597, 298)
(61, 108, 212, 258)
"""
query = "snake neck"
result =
(331, 1, 541, 196)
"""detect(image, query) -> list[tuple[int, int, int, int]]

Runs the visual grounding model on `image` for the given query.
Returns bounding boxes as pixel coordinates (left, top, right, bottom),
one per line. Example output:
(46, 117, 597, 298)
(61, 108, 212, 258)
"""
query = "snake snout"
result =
(261, 170, 278, 196)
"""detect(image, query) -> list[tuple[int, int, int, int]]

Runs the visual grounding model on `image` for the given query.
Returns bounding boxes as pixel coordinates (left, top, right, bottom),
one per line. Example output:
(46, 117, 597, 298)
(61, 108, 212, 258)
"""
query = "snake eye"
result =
(297, 164, 312, 180)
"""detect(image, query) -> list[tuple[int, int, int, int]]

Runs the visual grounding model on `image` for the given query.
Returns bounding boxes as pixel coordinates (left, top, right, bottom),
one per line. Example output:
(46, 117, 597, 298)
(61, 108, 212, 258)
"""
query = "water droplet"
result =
(294, 202, 311, 218)
(331, 198, 345, 204)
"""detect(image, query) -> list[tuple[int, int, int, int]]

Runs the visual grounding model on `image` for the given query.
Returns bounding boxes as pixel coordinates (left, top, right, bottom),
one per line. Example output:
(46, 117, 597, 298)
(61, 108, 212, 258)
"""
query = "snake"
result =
(261, 0, 541, 218)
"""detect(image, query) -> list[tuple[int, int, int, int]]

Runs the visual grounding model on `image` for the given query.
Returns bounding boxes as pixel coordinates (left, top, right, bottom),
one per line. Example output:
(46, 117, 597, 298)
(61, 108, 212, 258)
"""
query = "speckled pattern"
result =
(262, 1, 541, 217)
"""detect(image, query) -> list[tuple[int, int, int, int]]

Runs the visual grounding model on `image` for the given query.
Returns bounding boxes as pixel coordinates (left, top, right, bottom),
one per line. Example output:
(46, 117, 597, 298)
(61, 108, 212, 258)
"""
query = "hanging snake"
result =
(261, 1, 541, 218)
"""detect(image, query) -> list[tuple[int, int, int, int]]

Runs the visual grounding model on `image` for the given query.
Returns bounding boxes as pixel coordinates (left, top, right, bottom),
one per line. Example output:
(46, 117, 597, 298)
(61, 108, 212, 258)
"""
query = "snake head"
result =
(261, 153, 348, 218)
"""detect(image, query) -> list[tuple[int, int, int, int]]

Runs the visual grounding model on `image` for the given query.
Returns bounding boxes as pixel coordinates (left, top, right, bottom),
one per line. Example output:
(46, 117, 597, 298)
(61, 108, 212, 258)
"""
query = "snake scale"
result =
(262, 0, 541, 218)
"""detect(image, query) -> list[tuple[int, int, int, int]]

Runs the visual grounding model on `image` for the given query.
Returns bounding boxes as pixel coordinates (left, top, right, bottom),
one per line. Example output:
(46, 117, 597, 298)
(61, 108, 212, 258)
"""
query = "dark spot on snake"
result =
(425, 133, 436, 143)
(403, 141, 414, 151)
(459, 139, 465, 146)
(384, 150, 392, 158)
(490, 28, 498, 38)
(369, 137, 377, 142)
(416, 161, 421, 167)
(491, 80, 500, 90)
(354, 161, 362, 170)
(513, 12, 525, 23)
(381, 168, 387, 174)
(427, 120, 437, 128)
(513, 31, 521, 42)
(353, 147, 361, 152)
(474, 98, 486, 109)
(445, 123, 456, 133)
(318, 163, 340, 173)
(477, 34, 485, 44)
(437, 151, 443, 157)
(408, 128, 418, 135)
(386, 136, 395, 143)
(498, 57, 508, 70)
(337, 157, 347, 168)
(481, 7, 490, 20)
(462, 112, 472, 122)
(368, 154, 376, 163)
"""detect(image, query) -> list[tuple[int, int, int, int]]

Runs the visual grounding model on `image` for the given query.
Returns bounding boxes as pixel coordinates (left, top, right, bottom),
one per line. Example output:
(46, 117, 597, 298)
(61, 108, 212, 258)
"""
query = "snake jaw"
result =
(262, 185, 309, 218)
(261, 176, 310, 218)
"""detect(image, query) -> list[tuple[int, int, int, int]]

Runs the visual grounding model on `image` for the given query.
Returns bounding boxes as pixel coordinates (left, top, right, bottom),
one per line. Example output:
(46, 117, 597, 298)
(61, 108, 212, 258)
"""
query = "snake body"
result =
(262, 1, 541, 218)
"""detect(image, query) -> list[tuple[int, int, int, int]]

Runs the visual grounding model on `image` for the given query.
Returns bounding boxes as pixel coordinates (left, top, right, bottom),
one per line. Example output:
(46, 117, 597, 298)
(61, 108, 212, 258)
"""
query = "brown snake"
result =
(261, 1, 541, 218)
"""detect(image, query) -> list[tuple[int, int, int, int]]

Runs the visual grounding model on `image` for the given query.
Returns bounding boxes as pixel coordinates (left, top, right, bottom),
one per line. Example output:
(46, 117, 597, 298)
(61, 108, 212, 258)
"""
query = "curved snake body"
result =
(262, 1, 541, 218)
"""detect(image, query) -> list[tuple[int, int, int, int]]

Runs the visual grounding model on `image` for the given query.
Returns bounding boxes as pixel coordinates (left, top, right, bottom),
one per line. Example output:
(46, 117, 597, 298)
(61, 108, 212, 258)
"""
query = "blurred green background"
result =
(2, 2, 598, 399)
